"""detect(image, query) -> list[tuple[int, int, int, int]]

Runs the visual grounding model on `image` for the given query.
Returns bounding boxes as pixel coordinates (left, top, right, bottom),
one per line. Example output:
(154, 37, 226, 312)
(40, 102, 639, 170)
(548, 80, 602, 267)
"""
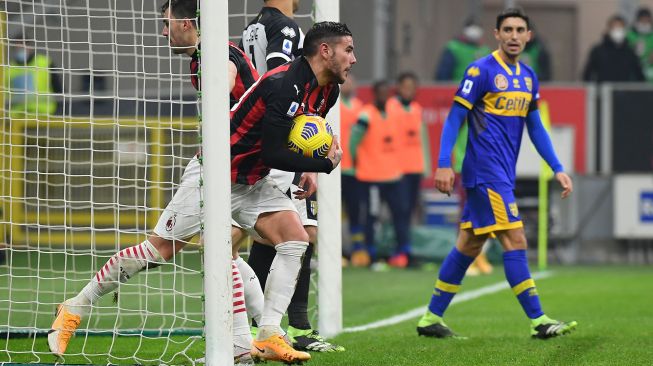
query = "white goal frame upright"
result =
(202, 0, 342, 364)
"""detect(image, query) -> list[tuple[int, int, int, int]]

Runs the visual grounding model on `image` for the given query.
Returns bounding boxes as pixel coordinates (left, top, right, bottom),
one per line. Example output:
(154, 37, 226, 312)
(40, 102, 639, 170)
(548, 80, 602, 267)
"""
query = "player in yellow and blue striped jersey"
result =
(417, 7, 577, 340)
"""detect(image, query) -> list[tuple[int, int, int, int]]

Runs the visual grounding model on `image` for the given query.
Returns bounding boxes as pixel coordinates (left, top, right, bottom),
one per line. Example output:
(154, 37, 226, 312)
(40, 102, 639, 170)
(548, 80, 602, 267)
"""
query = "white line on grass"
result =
(342, 271, 553, 333)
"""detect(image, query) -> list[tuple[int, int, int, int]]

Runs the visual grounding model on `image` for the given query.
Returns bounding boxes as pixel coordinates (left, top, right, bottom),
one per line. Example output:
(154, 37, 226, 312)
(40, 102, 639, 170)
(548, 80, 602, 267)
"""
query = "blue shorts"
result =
(460, 182, 523, 235)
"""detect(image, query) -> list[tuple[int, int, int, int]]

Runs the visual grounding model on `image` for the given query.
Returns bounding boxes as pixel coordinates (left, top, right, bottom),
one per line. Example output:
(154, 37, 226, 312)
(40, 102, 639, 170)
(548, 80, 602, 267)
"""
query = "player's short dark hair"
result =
(607, 14, 626, 27)
(303, 21, 353, 57)
(397, 71, 418, 84)
(496, 7, 530, 30)
(636, 7, 652, 20)
(161, 0, 198, 27)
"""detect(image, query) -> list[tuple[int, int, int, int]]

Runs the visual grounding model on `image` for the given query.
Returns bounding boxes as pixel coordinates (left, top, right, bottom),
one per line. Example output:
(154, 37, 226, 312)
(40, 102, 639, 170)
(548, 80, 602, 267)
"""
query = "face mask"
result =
(636, 22, 652, 34)
(463, 25, 483, 42)
(609, 27, 626, 44)
(13, 49, 28, 63)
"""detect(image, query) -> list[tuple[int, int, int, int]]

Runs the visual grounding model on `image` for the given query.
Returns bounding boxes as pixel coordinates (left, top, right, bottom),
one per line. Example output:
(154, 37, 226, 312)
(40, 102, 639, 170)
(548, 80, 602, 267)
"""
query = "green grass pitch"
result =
(1, 261, 652, 365)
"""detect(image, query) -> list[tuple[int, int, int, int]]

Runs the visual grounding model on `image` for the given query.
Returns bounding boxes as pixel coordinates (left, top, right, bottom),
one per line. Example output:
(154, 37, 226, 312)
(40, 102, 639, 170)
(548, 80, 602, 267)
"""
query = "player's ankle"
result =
(256, 325, 283, 340)
(531, 314, 553, 326)
(64, 295, 91, 316)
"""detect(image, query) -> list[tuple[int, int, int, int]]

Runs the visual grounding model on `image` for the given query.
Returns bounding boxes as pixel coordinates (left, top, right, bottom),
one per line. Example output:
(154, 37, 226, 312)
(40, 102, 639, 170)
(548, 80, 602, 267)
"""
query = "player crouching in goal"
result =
(228, 21, 354, 363)
(48, 1, 263, 364)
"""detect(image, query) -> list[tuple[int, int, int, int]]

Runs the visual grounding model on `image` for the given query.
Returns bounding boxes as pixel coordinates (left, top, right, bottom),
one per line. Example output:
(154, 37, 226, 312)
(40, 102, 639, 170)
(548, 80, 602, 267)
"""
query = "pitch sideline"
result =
(342, 271, 554, 333)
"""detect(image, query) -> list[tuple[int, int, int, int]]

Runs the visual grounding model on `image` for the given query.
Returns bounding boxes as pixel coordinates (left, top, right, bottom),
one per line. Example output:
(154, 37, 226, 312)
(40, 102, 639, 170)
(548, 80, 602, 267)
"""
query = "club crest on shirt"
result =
(281, 26, 296, 38)
(509, 203, 519, 217)
(165, 214, 177, 232)
(310, 200, 318, 216)
(466, 66, 480, 77)
(524, 77, 533, 92)
(494, 74, 508, 90)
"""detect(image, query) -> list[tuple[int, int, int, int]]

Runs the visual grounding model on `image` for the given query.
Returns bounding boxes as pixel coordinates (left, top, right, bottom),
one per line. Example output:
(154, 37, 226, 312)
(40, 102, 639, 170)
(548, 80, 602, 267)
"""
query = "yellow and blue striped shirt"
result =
(454, 50, 540, 187)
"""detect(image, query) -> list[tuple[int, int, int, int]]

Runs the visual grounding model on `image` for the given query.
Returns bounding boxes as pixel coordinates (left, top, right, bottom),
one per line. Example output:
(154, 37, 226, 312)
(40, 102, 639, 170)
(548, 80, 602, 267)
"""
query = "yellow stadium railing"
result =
(1, 114, 199, 248)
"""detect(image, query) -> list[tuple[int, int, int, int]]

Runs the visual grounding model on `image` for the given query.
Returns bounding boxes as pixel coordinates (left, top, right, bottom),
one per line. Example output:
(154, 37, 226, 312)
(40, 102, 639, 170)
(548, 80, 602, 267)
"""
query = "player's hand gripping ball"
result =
(288, 114, 334, 158)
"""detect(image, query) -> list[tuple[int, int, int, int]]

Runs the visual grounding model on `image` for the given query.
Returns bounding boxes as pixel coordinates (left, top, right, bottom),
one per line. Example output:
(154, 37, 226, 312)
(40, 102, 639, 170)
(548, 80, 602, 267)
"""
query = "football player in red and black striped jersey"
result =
(230, 21, 355, 363)
(240, 2, 348, 353)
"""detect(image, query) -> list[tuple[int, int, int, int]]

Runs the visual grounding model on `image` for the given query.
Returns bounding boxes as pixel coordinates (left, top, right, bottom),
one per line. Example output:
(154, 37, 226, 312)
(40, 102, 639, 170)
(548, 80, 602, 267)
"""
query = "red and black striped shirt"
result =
(228, 42, 259, 107)
(230, 56, 339, 185)
(189, 43, 259, 108)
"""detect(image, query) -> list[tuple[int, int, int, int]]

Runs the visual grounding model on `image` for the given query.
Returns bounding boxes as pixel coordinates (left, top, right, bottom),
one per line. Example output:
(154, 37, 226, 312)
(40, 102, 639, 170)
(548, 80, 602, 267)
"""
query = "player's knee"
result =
(457, 231, 488, 257)
(498, 229, 528, 251)
(282, 223, 309, 243)
(275, 240, 308, 258)
(231, 226, 244, 245)
(148, 236, 182, 261)
(294, 228, 310, 243)
(510, 231, 528, 249)
(459, 241, 484, 257)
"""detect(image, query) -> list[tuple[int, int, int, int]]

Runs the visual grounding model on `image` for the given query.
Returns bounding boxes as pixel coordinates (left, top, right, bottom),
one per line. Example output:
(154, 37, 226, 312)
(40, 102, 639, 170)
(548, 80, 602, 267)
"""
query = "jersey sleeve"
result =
(266, 20, 302, 70)
(261, 78, 334, 173)
(452, 63, 487, 110)
(529, 70, 540, 112)
(228, 45, 242, 70)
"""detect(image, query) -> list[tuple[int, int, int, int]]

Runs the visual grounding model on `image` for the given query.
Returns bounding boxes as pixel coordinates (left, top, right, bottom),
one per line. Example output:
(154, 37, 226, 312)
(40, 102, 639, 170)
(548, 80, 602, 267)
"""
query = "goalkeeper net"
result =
(0, 0, 324, 364)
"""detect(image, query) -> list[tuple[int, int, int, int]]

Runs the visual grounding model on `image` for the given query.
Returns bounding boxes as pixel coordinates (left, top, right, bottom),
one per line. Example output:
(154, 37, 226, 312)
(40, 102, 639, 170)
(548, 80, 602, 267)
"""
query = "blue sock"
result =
(352, 242, 365, 252)
(503, 250, 544, 319)
(427, 247, 475, 316)
(350, 226, 364, 251)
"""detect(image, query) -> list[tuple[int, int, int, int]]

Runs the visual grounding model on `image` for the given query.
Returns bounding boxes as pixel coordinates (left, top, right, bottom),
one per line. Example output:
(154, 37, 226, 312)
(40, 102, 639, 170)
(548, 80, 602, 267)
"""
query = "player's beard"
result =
(327, 56, 346, 84)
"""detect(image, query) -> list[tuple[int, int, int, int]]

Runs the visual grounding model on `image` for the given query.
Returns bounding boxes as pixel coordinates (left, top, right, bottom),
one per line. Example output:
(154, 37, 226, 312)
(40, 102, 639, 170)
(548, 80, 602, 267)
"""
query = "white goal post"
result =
(314, 0, 343, 340)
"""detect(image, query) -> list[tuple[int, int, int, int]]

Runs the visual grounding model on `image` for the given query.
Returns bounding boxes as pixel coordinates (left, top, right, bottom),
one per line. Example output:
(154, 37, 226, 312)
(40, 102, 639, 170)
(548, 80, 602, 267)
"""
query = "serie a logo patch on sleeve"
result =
(282, 39, 293, 55)
(286, 101, 299, 117)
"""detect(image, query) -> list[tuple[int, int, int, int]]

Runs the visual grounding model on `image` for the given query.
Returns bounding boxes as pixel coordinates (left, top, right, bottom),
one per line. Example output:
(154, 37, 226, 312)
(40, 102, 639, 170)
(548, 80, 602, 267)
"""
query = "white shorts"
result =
(269, 169, 295, 194)
(269, 169, 318, 227)
(231, 175, 298, 241)
(154, 156, 202, 241)
(153, 161, 306, 241)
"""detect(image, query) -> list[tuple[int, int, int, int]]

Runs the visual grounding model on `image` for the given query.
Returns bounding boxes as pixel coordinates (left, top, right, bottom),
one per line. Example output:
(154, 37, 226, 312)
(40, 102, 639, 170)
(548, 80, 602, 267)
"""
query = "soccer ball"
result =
(288, 114, 334, 158)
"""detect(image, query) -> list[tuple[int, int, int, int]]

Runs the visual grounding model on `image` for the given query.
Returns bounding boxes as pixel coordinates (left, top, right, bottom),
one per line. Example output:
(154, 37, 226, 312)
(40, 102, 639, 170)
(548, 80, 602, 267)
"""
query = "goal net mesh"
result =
(0, 0, 316, 364)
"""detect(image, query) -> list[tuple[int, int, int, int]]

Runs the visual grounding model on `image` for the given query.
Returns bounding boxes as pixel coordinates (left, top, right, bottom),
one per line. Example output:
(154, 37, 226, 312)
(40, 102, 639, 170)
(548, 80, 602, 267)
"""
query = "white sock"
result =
(234, 256, 264, 325)
(76, 240, 165, 311)
(232, 260, 252, 351)
(257, 241, 307, 340)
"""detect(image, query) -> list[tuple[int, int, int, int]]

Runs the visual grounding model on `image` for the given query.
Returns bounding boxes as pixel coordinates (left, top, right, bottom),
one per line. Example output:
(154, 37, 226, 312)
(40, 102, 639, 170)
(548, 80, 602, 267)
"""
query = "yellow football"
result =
(288, 114, 333, 158)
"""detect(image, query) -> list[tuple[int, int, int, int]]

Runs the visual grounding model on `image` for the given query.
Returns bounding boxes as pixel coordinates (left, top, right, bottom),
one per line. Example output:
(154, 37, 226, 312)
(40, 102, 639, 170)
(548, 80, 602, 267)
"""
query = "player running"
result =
(48, 1, 261, 363)
(240, 0, 344, 353)
(416, 8, 577, 340)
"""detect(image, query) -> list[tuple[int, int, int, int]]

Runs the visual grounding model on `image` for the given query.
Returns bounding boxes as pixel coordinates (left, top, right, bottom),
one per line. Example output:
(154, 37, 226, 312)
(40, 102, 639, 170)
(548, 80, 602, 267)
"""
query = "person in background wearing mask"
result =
(583, 14, 644, 82)
(521, 23, 552, 81)
(4, 34, 61, 116)
(627, 7, 653, 82)
(435, 18, 491, 81)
